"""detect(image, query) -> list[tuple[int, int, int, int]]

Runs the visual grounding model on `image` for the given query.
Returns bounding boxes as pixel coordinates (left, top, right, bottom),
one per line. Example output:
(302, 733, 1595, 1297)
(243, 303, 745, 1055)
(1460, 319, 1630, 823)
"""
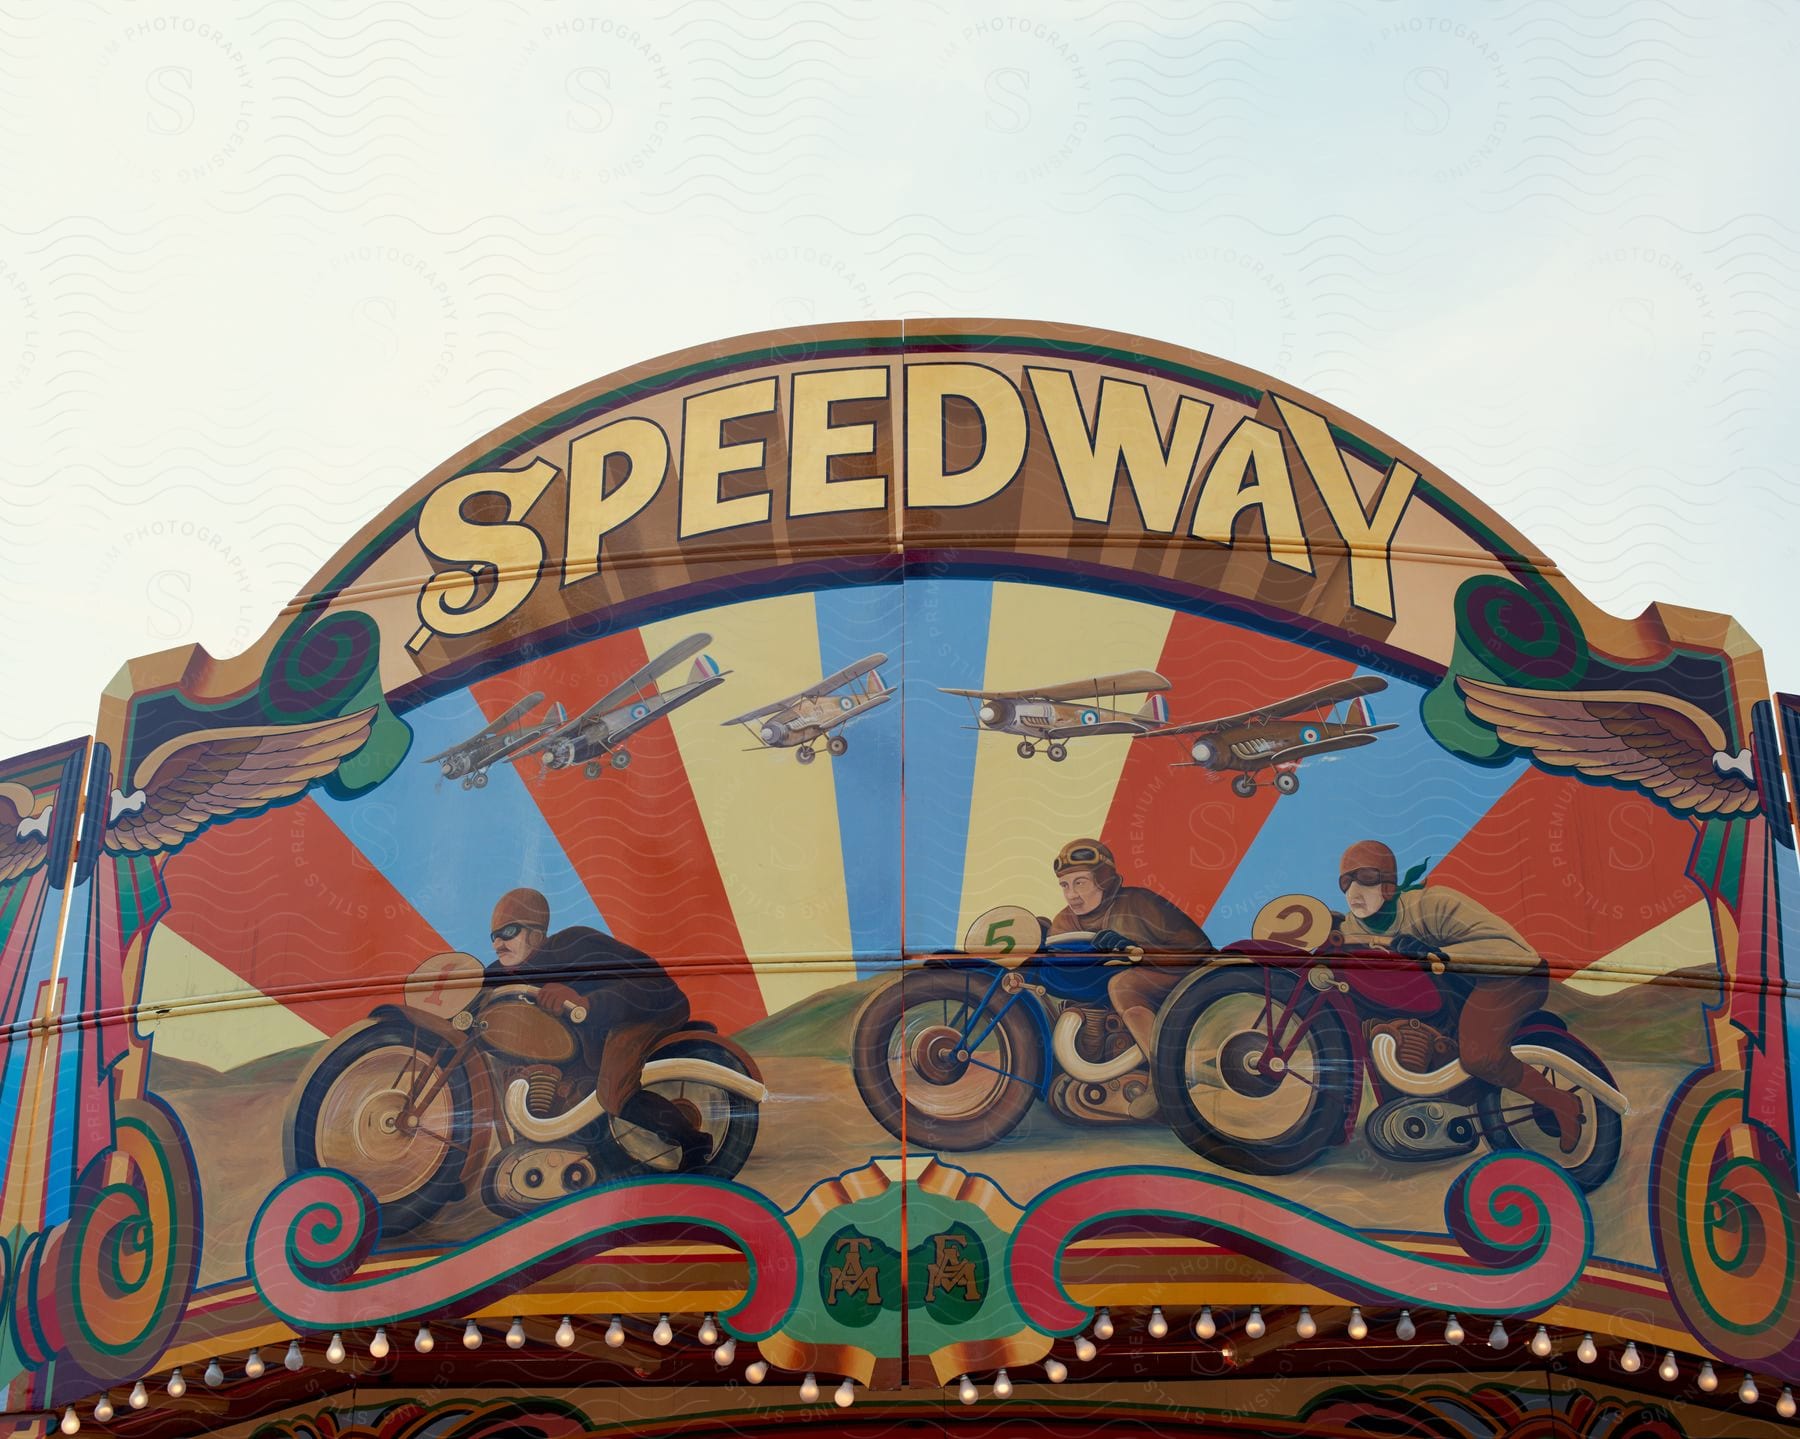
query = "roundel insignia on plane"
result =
(840, 696, 855, 710)
(632, 703, 650, 720)
(1300, 724, 1322, 744)
(1081, 709, 1099, 726)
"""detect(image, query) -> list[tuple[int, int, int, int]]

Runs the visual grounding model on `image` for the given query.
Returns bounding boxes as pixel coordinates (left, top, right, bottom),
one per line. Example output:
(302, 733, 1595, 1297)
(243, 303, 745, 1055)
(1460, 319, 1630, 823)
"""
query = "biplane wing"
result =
(486, 702, 568, 760)
(1262, 727, 1398, 765)
(1156, 676, 1388, 738)
(562, 634, 715, 731)
(418, 691, 546, 763)
(941, 669, 1170, 704)
(722, 653, 890, 728)
(720, 697, 792, 728)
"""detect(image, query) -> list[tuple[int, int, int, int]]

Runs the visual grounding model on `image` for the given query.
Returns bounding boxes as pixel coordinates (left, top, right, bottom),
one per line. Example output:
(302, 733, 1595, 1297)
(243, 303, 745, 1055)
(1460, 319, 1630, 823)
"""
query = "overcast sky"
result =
(3, 0, 1796, 750)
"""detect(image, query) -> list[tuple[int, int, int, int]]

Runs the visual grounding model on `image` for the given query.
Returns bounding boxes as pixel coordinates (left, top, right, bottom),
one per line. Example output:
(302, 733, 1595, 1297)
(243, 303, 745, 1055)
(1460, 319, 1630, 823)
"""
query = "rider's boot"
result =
(621, 1089, 711, 1171)
(1119, 1004, 1161, 1120)
(1513, 1067, 1582, 1154)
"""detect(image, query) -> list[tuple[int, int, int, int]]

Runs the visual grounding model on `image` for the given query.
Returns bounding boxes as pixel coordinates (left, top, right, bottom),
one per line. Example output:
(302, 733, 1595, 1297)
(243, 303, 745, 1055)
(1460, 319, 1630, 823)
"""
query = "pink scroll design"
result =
(249, 1169, 801, 1339)
(1008, 1154, 1592, 1334)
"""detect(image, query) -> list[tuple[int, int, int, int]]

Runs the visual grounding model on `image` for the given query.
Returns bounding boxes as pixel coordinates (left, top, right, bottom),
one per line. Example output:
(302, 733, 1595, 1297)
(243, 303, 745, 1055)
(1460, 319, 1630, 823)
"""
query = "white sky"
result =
(3, 0, 1797, 750)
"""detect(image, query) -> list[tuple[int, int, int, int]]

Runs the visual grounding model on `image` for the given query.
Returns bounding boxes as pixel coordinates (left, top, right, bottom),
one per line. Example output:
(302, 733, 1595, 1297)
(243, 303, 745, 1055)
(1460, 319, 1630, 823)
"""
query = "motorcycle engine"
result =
(1071, 1003, 1133, 1063)
(506, 1064, 562, 1118)
(1366, 1017, 1456, 1073)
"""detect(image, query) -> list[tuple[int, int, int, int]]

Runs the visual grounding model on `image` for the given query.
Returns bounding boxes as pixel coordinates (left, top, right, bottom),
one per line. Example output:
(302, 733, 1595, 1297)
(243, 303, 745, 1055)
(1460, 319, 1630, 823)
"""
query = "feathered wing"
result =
(0, 781, 50, 883)
(1456, 676, 1757, 817)
(105, 708, 378, 856)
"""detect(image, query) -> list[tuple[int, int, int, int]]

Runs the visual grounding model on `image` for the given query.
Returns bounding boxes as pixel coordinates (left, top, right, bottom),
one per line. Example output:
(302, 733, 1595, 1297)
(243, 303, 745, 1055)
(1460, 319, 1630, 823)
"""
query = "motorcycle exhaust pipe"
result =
(504, 1059, 770, 1144)
(1368, 1034, 1630, 1115)
(1050, 1011, 1147, 1084)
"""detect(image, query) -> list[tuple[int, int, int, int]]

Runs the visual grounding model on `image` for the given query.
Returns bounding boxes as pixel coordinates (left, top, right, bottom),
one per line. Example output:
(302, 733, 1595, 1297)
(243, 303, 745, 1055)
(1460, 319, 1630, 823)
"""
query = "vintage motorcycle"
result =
(852, 905, 1164, 1149)
(1148, 895, 1627, 1191)
(283, 951, 765, 1235)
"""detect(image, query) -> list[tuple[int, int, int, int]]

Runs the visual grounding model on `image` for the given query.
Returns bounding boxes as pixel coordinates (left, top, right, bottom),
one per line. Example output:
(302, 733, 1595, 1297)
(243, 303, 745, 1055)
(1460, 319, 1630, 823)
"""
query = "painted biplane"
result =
(420, 692, 568, 790)
(942, 669, 1172, 762)
(1152, 674, 1396, 797)
(512, 635, 728, 779)
(722, 652, 893, 764)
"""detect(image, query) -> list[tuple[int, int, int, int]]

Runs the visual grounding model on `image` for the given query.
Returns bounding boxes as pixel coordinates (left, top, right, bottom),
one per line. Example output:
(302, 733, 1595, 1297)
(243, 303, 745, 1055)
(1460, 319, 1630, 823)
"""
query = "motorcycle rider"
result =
(485, 887, 709, 1169)
(1046, 838, 1212, 1119)
(1332, 840, 1583, 1152)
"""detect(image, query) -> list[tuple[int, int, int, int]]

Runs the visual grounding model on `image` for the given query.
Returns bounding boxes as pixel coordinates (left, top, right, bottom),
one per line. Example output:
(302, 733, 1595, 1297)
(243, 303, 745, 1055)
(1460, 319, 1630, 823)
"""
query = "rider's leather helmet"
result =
(1338, 840, 1398, 896)
(491, 887, 551, 936)
(1053, 838, 1116, 876)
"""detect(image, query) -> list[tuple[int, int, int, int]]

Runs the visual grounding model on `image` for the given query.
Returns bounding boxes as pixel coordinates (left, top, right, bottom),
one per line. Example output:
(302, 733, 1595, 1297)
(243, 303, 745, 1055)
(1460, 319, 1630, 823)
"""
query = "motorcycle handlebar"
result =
(564, 1001, 588, 1024)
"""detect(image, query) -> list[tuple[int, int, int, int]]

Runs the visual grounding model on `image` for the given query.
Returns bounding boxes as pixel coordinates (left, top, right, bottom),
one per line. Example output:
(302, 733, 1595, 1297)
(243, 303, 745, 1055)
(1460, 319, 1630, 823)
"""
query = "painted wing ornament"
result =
(1456, 676, 1757, 817)
(104, 706, 378, 855)
(0, 781, 55, 882)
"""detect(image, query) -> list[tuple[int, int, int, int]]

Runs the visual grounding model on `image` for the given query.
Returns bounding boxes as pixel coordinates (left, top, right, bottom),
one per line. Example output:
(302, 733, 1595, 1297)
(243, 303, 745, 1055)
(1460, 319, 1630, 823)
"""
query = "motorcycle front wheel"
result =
(595, 1035, 760, 1181)
(852, 968, 1044, 1151)
(1474, 1029, 1623, 1191)
(1152, 966, 1352, 1175)
(288, 1020, 473, 1235)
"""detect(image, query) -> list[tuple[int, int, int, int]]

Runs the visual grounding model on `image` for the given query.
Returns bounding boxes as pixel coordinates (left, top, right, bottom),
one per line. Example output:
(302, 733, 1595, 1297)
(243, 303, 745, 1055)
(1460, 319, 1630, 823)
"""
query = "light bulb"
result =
(326, 1334, 346, 1364)
(1698, 1361, 1718, 1392)
(414, 1322, 434, 1353)
(1044, 1357, 1068, 1384)
(835, 1377, 857, 1408)
(1659, 1351, 1678, 1382)
(1147, 1307, 1168, 1339)
(369, 1328, 390, 1359)
(653, 1314, 673, 1347)
(992, 1368, 1013, 1399)
(166, 1368, 187, 1399)
(1445, 1315, 1465, 1345)
(698, 1314, 719, 1346)
(1488, 1320, 1508, 1350)
(715, 1337, 737, 1365)
(93, 1396, 114, 1423)
(799, 1372, 820, 1403)
(204, 1358, 224, 1387)
(1244, 1306, 1265, 1340)
(285, 1339, 304, 1371)
(1195, 1305, 1217, 1340)
(1577, 1334, 1597, 1364)
(244, 1348, 265, 1380)
(1778, 1386, 1796, 1419)
(957, 1374, 978, 1406)
(1347, 1308, 1368, 1342)
(461, 1321, 482, 1350)
(1295, 1307, 1317, 1340)
(1742, 1373, 1761, 1404)
(129, 1381, 148, 1409)
(1396, 1310, 1416, 1342)
(507, 1317, 527, 1349)
(745, 1359, 769, 1384)
(1531, 1326, 1552, 1357)
(555, 1317, 575, 1349)
(1621, 1342, 1641, 1373)
(60, 1406, 79, 1434)
(605, 1316, 625, 1348)
(1093, 1308, 1114, 1342)
(1073, 1334, 1097, 1363)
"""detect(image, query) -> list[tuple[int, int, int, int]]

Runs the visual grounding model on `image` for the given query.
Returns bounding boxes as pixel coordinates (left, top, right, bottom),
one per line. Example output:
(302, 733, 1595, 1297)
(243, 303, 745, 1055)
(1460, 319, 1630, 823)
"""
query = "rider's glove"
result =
(535, 981, 583, 1014)
(1091, 929, 1135, 955)
(1386, 933, 1441, 962)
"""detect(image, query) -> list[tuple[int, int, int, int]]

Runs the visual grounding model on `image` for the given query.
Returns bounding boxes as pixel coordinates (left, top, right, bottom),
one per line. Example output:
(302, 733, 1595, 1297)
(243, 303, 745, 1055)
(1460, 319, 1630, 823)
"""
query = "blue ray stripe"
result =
(1202, 671, 1528, 938)
(815, 582, 904, 976)
(902, 577, 993, 953)
(314, 689, 610, 955)
(41, 885, 88, 1225)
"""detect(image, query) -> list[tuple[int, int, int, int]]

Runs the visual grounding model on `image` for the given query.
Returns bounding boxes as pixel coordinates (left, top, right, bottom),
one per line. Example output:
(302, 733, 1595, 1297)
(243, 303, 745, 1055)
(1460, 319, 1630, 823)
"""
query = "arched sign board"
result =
(2, 321, 1798, 1432)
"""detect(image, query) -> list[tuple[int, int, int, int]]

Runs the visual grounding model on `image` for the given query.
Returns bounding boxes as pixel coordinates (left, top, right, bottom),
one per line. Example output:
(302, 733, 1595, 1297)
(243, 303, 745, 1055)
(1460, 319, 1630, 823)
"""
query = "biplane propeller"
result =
(419, 691, 568, 790)
(722, 652, 893, 764)
(1150, 674, 1396, 797)
(510, 634, 728, 780)
(941, 669, 1172, 762)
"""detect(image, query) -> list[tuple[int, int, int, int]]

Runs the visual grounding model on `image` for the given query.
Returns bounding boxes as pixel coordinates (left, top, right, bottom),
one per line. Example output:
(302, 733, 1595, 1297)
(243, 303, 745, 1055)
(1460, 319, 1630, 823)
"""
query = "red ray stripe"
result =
(471, 635, 763, 1033)
(160, 799, 450, 1036)
(1101, 615, 1354, 930)
(1430, 768, 1701, 974)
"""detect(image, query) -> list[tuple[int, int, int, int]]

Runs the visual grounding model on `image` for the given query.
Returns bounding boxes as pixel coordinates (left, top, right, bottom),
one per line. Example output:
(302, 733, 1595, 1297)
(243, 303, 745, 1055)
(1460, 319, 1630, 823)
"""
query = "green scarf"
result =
(1356, 858, 1431, 934)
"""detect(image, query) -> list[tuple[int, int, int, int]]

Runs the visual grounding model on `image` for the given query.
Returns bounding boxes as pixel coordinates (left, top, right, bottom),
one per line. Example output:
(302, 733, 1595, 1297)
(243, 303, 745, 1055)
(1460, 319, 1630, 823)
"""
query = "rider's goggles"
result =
(1055, 844, 1109, 872)
(1338, 867, 1395, 892)
(490, 923, 532, 943)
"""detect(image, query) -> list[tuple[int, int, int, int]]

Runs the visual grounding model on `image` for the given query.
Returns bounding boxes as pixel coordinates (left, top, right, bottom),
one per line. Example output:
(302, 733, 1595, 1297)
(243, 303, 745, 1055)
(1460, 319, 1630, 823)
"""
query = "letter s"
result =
(566, 66, 614, 133)
(985, 67, 1031, 134)
(1403, 65, 1451, 136)
(353, 296, 400, 360)
(145, 570, 194, 639)
(146, 66, 195, 135)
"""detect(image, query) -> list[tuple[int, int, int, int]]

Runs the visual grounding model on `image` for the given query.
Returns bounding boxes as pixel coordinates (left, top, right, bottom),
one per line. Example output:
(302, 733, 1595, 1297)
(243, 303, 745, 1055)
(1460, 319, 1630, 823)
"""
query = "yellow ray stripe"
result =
(137, 927, 328, 1070)
(644, 594, 854, 1018)
(957, 585, 1176, 940)
(1561, 901, 1717, 995)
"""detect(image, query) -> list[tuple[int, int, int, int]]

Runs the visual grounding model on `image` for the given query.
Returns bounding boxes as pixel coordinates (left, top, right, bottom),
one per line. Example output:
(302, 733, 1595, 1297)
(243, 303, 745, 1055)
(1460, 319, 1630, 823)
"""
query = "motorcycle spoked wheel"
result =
(589, 1035, 761, 1181)
(1474, 1029, 1623, 1191)
(852, 967, 1044, 1151)
(1152, 966, 1353, 1175)
(289, 1020, 473, 1235)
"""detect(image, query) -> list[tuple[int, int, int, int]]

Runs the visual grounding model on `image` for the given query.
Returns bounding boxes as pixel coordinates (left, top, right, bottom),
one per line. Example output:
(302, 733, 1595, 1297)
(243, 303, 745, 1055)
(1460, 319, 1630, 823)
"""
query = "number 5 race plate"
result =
(963, 905, 1039, 966)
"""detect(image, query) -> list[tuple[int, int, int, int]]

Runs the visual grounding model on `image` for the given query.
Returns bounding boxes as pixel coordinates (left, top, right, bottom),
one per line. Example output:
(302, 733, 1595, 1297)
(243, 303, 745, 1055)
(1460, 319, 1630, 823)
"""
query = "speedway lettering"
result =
(408, 359, 1420, 651)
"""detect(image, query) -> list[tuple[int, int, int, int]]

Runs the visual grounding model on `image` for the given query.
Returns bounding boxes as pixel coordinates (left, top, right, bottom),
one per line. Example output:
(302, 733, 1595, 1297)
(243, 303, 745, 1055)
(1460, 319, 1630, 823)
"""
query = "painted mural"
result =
(1, 321, 1797, 1433)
